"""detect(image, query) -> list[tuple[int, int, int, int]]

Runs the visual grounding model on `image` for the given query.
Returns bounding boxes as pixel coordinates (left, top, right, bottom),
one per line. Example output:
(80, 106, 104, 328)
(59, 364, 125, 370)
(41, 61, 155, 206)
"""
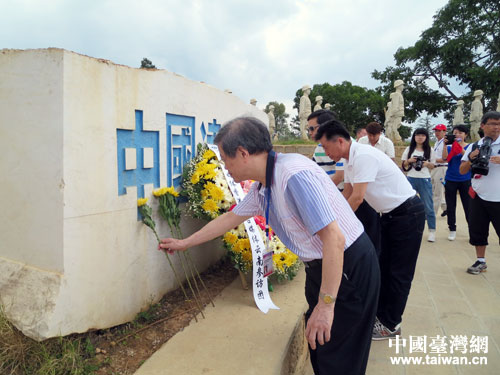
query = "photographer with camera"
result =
(459, 111, 500, 275)
(442, 124, 471, 241)
(402, 128, 437, 242)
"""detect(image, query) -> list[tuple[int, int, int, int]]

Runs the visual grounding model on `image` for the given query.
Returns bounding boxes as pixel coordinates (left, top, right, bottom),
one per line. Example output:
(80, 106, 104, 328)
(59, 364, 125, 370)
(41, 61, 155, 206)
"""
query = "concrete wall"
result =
(0, 48, 267, 340)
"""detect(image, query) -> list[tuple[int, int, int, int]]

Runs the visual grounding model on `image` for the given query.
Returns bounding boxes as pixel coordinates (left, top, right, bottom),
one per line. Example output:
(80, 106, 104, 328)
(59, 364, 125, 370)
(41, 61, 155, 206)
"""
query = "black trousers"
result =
(444, 179, 470, 231)
(468, 195, 500, 246)
(355, 200, 381, 257)
(377, 196, 425, 331)
(305, 232, 380, 375)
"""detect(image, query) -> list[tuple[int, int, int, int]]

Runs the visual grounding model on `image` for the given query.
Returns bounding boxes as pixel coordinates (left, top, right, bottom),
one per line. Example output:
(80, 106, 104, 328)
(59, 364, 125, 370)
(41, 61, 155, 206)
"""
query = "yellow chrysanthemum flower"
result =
(153, 188, 163, 197)
(196, 159, 207, 170)
(165, 186, 179, 197)
(201, 189, 209, 199)
(241, 250, 252, 262)
(284, 251, 298, 267)
(202, 199, 219, 213)
(203, 149, 216, 160)
(191, 171, 200, 184)
(239, 238, 250, 251)
(223, 232, 238, 245)
(204, 182, 224, 201)
(233, 238, 250, 253)
(137, 197, 148, 207)
(204, 181, 216, 190)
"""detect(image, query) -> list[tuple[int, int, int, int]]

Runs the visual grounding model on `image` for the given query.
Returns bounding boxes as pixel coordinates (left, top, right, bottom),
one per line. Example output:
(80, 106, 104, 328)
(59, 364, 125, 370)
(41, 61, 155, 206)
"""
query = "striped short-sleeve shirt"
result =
(312, 144, 346, 189)
(233, 153, 364, 261)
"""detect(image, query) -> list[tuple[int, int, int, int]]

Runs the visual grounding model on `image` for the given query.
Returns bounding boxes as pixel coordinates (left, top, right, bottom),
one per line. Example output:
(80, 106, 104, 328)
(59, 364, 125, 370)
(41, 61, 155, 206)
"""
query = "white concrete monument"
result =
(0, 48, 268, 340)
(384, 99, 393, 135)
(453, 100, 465, 125)
(299, 85, 312, 140)
(324, 103, 331, 111)
(267, 105, 276, 138)
(386, 80, 404, 143)
(470, 90, 483, 142)
(314, 96, 323, 111)
(497, 92, 500, 112)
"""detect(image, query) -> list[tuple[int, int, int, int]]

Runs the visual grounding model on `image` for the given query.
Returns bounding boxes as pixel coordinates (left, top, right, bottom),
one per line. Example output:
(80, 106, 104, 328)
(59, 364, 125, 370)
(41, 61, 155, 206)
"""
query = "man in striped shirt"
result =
(159, 117, 380, 375)
(308, 109, 345, 189)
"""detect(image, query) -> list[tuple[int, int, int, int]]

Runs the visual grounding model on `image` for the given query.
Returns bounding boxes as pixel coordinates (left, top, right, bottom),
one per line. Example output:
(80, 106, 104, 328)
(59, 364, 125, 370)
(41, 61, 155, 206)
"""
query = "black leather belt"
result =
(304, 259, 322, 269)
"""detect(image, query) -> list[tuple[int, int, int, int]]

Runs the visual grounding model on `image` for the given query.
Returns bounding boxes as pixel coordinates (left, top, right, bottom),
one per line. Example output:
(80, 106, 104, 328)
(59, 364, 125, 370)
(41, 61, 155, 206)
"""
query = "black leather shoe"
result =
(441, 210, 447, 217)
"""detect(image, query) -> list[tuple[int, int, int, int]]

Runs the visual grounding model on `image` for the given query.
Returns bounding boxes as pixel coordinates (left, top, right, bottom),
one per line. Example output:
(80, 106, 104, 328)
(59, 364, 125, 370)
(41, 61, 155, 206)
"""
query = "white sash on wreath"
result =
(208, 144, 279, 313)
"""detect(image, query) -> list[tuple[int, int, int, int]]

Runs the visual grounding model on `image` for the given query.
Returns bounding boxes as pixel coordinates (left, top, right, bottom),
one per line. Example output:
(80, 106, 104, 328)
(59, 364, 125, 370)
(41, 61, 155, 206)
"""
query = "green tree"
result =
(293, 81, 386, 134)
(265, 101, 293, 138)
(372, 0, 500, 122)
(398, 125, 413, 141)
(140, 58, 157, 69)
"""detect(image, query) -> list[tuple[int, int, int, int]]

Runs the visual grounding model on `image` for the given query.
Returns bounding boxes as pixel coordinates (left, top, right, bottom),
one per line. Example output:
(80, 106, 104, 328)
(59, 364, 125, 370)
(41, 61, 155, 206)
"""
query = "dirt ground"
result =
(84, 258, 238, 375)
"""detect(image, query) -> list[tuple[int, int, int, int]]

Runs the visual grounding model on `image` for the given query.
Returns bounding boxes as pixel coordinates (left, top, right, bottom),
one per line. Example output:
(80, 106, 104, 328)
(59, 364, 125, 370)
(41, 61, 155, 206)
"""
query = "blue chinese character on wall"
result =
(116, 110, 160, 200)
(200, 118, 221, 144)
(166, 113, 195, 188)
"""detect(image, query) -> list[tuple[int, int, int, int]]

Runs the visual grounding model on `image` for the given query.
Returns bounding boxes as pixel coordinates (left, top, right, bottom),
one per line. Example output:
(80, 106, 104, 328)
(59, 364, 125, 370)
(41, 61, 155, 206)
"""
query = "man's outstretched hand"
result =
(158, 238, 188, 254)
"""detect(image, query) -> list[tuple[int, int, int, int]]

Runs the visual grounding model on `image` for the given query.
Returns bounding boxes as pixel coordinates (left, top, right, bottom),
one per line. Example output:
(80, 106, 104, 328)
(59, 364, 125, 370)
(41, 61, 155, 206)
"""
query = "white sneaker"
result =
(427, 231, 436, 242)
(448, 231, 456, 241)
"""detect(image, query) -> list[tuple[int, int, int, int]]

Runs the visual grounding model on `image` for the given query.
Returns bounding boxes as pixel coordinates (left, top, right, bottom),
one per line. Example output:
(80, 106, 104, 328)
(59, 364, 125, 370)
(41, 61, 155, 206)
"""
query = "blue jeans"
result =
(407, 177, 436, 230)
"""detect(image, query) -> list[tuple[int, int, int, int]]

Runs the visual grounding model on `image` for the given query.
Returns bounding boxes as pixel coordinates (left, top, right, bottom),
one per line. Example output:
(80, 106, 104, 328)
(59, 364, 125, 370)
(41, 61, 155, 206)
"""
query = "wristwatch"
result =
(319, 292, 336, 304)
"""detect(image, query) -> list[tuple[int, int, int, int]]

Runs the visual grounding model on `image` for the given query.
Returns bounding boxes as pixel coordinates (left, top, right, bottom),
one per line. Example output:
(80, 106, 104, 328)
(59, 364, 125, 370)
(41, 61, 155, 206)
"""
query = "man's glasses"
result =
(308, 126, 318, 132)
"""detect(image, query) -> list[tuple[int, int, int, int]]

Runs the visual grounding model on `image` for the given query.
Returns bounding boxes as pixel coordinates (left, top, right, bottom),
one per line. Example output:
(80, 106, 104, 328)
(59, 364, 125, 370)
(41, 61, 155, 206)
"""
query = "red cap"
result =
(433, 124, 446, 131)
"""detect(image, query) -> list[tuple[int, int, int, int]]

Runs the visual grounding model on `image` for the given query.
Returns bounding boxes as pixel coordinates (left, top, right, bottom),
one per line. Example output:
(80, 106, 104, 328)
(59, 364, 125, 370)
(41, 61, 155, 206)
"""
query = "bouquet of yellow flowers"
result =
(181, 144, 235, 220)
(222, 220, 300, 283)
(182, 144, 301, 285)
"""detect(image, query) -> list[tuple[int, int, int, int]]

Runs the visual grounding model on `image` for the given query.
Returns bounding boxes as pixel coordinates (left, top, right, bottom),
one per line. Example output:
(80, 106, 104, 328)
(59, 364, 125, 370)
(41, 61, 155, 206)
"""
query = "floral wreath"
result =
(181, 143, 300, 283)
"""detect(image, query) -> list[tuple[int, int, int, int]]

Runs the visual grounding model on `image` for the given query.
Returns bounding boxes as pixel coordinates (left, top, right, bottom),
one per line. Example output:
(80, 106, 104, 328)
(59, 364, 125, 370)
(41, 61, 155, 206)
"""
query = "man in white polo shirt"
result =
(316, 118, 425, 340)
(308, 109, 381, 255)
(431, 124, 448, 217)
(460, 111, 500, 275)
(358, 121, 395, 161)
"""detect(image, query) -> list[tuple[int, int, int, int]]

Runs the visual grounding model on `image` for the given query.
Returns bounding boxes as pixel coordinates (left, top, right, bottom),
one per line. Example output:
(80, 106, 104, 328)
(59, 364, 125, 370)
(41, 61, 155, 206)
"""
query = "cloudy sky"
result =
(1, 0, 450, 116)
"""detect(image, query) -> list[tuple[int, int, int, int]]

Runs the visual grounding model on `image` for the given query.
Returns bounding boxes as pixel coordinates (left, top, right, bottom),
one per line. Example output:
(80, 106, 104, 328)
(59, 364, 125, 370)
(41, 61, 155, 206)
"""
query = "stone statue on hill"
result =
(453, 100, 464, 126)
(299, 85, 312, 140)
(470, 90, 483, 142)
(314, 96, 323, 111)
(385, 80, 404, 143)
(267, 105, 276, 139)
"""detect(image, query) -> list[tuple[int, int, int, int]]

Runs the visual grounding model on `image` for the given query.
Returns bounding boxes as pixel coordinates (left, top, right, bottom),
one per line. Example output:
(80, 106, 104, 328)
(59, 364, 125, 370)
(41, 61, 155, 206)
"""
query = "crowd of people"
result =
(157, 110, 500, 375)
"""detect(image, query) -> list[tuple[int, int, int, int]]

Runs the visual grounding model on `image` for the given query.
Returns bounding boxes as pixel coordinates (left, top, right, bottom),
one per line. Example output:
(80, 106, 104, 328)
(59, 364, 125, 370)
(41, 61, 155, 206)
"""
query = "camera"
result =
(445, 134, 455, 144)
(413, 156, 426, 171)
(471, 137, 492, 176)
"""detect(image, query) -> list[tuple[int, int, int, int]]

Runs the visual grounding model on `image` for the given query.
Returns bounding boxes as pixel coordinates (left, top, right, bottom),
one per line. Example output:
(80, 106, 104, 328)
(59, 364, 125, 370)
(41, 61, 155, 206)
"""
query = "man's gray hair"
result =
(214, 116, 272, 157)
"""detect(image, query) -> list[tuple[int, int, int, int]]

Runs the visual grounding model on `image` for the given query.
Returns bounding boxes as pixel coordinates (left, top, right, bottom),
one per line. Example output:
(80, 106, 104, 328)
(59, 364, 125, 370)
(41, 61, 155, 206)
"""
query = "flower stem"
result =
(152, 226, 197, 322)
(177, 252, 205, 319)
(176, 226, 215, 307)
